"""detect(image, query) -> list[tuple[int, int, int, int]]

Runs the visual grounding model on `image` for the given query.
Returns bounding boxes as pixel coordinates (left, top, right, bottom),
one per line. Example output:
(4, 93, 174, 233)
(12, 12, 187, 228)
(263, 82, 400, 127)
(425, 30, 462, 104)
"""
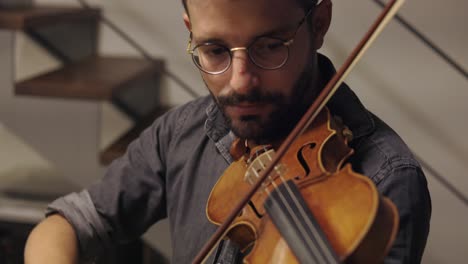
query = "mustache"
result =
(217, 90, 284, 106)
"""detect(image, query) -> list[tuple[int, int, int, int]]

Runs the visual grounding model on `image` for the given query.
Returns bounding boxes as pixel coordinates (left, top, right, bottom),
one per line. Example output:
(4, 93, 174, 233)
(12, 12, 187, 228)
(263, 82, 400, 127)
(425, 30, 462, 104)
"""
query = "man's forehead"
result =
(186, 0, 303, 13)
(187, 0, 306, 45)
(188, 1, 304, 42)
(186, 0, 304, 25)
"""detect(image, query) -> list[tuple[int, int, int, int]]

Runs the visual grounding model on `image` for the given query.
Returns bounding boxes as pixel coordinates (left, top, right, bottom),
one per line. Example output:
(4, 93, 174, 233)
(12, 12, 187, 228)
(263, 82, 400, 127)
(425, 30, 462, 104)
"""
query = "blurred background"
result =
(0, 0, 466, 263)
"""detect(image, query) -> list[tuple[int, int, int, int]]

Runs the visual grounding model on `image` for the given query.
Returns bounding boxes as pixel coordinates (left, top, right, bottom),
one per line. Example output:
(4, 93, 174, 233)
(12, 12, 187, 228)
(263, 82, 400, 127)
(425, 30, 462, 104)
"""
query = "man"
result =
(25, 0, 431, 263)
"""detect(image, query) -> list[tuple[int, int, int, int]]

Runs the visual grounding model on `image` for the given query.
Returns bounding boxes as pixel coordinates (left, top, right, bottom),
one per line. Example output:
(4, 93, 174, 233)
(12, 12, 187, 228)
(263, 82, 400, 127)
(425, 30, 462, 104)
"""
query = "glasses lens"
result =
(249, 37, 289, 69)
(192, 44, 231, 74)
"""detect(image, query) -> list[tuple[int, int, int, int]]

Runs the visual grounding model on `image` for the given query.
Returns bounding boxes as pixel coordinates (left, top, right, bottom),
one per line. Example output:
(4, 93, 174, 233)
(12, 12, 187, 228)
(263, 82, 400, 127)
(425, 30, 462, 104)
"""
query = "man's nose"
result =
(228, 50, 259, 94)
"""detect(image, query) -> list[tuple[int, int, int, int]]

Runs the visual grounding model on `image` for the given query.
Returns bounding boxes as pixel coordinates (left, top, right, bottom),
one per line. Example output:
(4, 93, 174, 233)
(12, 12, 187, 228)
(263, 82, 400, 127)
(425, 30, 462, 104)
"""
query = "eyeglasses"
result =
(186, 9, 313, 75)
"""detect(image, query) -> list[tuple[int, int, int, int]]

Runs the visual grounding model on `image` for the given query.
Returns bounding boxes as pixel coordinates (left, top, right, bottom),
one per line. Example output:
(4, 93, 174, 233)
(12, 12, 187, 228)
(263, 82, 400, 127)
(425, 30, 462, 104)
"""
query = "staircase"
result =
(0, 5, 170, 165)
(0, 3, 171, 263)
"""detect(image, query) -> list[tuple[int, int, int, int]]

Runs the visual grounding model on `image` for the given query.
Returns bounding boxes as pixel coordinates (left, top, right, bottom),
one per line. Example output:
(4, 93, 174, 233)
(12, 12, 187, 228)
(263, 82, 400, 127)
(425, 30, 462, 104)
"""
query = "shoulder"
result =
(156, 95, 213, 129)
(124, 95, 213, 165)
(147, 95, 213, 140)
(349, 112, 422, 185)
(352, 114, 431, 263)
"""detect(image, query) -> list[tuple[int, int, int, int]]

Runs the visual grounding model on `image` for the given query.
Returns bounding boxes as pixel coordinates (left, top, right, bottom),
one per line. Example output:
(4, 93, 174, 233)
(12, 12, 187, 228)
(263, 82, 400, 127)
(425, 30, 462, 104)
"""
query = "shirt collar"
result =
(204, 54, 375, 147)
(318, 54, 375, 139)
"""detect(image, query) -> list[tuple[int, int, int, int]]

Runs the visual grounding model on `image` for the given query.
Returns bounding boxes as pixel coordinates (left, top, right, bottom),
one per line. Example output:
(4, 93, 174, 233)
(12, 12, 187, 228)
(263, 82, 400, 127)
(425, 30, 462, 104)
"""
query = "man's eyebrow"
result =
(192, 23, 297, 45)
(257, 26, 295, 39)
(259, 18, 304, 38)
(192, 36, 227, 45)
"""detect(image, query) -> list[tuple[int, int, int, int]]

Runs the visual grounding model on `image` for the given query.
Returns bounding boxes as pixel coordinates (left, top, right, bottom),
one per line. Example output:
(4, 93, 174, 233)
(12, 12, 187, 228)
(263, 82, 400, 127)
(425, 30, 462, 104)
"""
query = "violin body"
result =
(206, 108, 399, 263)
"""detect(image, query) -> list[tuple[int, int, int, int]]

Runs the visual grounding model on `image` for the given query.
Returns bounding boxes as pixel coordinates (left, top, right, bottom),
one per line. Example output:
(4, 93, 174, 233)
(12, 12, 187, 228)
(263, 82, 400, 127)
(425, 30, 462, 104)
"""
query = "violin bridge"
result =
(244, 149, 287, 190)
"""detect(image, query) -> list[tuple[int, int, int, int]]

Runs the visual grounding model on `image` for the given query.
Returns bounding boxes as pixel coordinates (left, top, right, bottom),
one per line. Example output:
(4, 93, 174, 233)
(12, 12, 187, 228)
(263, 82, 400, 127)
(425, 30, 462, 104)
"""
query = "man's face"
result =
(186, 0, 328, 143)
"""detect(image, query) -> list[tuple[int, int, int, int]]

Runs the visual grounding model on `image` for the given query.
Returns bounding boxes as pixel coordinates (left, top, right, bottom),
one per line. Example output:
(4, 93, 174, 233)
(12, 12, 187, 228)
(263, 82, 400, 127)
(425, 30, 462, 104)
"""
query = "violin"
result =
(194, 0, 405, 263)
(207, 108, 398, 263)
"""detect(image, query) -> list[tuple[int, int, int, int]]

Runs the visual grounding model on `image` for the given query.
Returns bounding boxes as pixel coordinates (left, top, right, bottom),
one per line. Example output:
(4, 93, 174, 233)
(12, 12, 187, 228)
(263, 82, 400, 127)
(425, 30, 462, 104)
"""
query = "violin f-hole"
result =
(248, 200, 264, 218)
(296, 142, 317, 178)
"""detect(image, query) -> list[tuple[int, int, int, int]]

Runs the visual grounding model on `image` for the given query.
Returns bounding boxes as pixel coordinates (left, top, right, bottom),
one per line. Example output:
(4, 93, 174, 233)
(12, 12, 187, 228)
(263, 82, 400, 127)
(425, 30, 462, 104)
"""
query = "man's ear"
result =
(183, 13, 191, 31)
(311, 0, 332, 49)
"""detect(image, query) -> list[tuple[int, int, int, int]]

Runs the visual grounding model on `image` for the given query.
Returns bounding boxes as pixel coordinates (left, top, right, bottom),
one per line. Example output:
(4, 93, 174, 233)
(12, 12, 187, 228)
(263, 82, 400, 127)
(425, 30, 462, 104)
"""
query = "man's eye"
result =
(266, 42, 283, 50)
(254, 39, 284, 53)
(205, 46, 227, 56)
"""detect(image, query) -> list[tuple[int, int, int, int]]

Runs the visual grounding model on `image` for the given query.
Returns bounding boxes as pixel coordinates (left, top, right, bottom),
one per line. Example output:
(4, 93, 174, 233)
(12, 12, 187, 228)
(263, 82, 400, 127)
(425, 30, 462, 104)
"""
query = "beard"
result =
(212, 61, 318, 144)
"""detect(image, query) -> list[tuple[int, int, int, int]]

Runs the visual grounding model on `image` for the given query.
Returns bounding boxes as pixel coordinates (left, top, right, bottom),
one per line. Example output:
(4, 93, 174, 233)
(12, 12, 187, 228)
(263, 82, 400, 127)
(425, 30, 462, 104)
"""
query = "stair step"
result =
(15, 56, 164, 100)
(100, 106, 172, 165)
(0, 6, 100, 30)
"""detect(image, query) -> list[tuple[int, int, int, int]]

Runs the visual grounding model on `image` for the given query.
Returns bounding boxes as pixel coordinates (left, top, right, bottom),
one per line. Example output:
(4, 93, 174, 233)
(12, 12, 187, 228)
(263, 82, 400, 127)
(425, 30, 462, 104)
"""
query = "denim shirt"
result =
(47, 55, 431, 263)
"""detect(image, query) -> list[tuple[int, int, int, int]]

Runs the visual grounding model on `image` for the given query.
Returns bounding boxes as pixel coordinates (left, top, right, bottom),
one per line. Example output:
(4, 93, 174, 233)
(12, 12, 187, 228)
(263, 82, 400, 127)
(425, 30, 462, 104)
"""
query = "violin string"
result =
(252, 159, 324, 263)
(267, 153, 337, 264)
(257, 152, 335, 263)
(264, 154, 336, 263)
(268, 176, 325, 263)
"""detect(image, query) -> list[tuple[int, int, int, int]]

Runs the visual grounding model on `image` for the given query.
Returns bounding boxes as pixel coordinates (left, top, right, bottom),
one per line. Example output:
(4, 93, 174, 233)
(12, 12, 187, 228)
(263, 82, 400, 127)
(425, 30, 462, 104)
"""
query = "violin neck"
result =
(264, 180, 341, 264)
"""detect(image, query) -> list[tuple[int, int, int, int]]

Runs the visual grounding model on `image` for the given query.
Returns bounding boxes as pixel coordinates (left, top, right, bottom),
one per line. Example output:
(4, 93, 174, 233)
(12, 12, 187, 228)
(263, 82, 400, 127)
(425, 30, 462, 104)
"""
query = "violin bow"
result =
(193, 0, 405, 263)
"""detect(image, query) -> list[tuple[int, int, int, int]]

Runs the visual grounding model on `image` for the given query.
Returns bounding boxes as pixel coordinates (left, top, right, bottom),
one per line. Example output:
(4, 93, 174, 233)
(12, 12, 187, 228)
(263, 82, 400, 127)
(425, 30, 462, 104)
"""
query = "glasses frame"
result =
(186, 8, 313, 75)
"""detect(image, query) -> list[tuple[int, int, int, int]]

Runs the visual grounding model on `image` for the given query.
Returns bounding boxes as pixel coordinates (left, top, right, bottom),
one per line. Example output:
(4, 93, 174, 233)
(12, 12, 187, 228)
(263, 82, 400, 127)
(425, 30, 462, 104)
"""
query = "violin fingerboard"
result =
(264, 180, 341, 264)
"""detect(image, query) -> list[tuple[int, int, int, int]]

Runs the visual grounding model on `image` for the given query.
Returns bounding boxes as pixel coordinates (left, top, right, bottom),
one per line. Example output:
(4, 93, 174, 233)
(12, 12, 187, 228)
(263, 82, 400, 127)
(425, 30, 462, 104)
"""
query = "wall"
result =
(1, 0, 466, 262)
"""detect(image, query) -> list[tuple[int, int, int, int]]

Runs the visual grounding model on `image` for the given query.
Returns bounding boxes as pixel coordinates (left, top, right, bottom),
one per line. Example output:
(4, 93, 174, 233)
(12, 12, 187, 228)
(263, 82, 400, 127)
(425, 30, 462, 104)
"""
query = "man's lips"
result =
(225, 103, 270, 116)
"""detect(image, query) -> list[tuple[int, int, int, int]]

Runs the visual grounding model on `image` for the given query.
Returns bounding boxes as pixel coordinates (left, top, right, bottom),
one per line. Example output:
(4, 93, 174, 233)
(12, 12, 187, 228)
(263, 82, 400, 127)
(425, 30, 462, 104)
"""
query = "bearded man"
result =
(25, 0, 431, 263)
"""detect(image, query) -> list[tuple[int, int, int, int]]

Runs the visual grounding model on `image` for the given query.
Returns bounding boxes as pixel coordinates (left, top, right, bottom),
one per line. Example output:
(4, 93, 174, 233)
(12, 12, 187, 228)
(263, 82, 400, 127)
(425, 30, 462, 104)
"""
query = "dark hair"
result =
(182, 0, 188, 12)
(182, 0, 317, 14)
